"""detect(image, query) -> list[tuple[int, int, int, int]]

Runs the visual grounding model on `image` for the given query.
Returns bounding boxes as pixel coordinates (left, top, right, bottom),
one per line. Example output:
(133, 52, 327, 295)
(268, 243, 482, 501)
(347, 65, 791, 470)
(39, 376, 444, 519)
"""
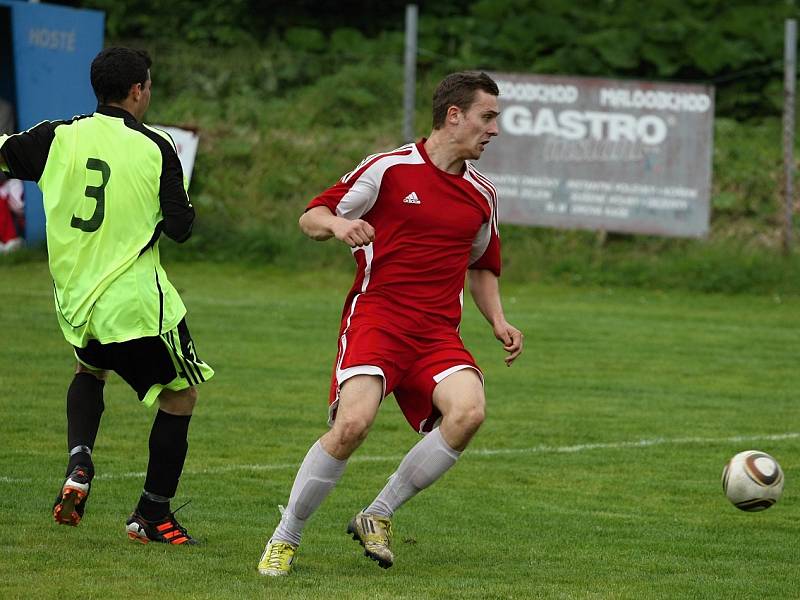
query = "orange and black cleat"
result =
(53, 465, 92, 526)
(125, 508, 197, 545)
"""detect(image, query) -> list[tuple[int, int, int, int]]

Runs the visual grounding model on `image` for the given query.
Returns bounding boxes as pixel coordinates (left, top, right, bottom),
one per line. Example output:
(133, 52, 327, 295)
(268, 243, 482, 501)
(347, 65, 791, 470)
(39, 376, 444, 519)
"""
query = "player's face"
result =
(455, 90, 499, 160)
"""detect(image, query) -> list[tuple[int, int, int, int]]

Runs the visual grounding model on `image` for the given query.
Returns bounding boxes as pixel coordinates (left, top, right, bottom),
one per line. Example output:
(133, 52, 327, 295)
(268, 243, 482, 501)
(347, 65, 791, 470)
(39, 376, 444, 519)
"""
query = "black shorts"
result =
(74, 318, 214, 406)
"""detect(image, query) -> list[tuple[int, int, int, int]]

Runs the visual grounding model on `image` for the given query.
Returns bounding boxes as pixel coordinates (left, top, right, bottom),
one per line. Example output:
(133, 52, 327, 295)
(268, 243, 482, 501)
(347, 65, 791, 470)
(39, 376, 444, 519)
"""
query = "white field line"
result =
(2, 431, 797, 485)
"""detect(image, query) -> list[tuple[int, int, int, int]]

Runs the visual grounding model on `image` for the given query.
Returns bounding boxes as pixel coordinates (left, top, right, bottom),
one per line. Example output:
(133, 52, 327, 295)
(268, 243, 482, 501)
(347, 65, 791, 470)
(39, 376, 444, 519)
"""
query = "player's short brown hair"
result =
(432, 71, 499, 130)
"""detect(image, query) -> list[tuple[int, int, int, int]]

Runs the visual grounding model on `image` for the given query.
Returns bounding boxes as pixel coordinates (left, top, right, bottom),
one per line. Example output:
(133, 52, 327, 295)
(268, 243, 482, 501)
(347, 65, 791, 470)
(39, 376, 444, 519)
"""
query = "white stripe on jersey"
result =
(355, 242, 375, 294)
(466, 162, 498, 199)
(334, 244, 385, 398)
(340, 143, 416, 183)
(468, 222, 492, 265)
(465, 162, 499, 234)
(335, 145, 425, 221)
(463, 163, 499, 264)
(339, 243, 375, 344)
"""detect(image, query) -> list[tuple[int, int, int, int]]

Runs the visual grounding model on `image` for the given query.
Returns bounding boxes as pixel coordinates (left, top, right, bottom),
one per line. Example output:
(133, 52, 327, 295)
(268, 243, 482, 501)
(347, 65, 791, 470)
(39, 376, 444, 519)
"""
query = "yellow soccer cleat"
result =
(258, 539, 297, 576)
(346, 511, 394, 568)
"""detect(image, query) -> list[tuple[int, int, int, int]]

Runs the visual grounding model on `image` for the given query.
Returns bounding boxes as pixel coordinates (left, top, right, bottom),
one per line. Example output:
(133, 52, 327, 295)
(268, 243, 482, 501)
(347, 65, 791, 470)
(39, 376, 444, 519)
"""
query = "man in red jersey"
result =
(258, 71, 523, 576)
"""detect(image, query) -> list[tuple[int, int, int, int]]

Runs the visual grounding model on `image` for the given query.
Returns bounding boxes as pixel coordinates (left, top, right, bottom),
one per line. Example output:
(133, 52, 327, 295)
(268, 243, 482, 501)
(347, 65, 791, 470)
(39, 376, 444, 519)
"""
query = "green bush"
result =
(132, 36, 800, 294)
(82, 0, 799, 118)
(712, 117, 785, 221)
(45, 7, 800, 293)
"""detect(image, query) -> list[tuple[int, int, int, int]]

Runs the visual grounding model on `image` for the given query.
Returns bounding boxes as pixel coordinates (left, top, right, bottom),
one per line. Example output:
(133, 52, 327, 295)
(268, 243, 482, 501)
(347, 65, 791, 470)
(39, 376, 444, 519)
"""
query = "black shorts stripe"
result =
(187, 357, 205, 383)
(178, 328, 205, 384)
(171, 329, 197, 385)
(176, 321, 205, 383)
(164, 329, 194, 385)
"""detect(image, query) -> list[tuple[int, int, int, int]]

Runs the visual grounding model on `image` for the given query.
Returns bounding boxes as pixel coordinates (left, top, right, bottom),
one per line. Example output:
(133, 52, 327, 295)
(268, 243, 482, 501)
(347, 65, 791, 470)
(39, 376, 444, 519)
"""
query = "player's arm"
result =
(0, 121, 61, 181)
(467, 196, 523, 364)
(468, 268, 523, 366)
(299, 206, 374, 247)
(157, 144, 194, 243)
(301, 159, 381, 247)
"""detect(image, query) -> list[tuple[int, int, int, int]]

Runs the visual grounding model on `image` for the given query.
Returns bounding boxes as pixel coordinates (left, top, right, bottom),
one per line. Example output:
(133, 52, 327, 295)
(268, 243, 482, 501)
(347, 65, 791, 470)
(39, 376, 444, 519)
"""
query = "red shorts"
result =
(327, 324, 483, 433)
(0, 198, 18, 244)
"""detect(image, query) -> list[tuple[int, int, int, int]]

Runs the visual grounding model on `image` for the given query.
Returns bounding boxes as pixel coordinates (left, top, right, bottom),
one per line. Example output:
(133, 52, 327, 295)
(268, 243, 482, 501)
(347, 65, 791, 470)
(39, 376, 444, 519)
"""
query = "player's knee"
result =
(158, 386, 197, 415)
(464, 402, 486, 432)
(332, 413, 372, 446)
(452, 397, 485, 434)
(75, 362, 108, 381)
(182, 386, 199, 406)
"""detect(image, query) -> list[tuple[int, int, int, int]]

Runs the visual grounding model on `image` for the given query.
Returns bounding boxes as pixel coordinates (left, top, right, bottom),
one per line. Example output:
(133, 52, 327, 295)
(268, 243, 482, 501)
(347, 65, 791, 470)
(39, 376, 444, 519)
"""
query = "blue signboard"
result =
(0, 0, 104, 244)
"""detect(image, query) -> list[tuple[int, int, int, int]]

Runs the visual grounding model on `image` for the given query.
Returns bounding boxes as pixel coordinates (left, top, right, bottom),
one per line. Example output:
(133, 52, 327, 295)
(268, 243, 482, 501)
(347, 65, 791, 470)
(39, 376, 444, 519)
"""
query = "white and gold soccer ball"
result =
(722, 450, 784, 511)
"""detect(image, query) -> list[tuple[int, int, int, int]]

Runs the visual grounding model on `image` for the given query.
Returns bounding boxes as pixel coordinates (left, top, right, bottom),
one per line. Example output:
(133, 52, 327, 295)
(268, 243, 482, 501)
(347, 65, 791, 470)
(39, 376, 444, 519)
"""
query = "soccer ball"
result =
(722, 450, 784, 511)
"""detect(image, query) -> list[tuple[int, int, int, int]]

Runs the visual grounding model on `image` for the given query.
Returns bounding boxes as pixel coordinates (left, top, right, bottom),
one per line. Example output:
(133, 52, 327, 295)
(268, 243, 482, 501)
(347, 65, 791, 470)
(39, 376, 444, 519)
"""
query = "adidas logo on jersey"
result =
(403, 192, 421, 204)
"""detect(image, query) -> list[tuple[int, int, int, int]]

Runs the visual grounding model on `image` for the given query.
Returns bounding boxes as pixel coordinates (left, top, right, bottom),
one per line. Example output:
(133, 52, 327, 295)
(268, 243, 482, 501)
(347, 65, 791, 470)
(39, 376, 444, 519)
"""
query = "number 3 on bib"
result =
(71, 157, 111, 233)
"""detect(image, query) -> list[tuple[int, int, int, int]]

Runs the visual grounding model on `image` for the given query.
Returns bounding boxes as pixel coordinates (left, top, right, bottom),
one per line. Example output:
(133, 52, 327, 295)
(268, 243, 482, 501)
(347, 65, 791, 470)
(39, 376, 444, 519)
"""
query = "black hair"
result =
(432, 71, 499, 129)
(90, 47, 152, 104)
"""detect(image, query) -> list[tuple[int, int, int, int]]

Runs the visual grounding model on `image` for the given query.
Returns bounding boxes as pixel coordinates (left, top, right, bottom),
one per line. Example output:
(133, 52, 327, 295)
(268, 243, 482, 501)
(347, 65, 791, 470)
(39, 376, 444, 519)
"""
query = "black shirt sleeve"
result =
(135, 124, 195, 243)
(0, 121, 63, 181)
(158, 146, 195, 243)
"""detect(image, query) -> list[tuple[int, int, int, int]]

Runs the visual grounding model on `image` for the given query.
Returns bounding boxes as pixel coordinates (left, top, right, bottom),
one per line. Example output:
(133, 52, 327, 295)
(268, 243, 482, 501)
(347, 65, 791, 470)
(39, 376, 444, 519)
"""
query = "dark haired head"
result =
(432, 71, 499, 130)
(90, 47, 152, 105)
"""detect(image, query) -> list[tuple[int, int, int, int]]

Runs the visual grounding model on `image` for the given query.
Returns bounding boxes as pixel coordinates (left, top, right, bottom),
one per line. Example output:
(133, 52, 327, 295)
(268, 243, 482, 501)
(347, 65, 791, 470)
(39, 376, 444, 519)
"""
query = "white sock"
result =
(271, 440, 347, 546)
(365, 427, 461, 518)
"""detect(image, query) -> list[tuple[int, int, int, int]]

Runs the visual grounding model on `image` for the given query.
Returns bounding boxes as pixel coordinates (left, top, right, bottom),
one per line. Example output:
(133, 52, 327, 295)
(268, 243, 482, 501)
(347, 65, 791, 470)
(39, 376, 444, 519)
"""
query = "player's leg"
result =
(259, 374, 383, 576)
(358, 369, 483, 565)
(267, 377, 382, 542)
(126, 386, 198, 545)
(53, 358, 108, 526)
(320, 374, 383, 459)
(370, 368, 484, 517)
(140, 386, 196, 519)
(431, 367, 485, 451)
(96, 317, 213, 545)
(67, 363, 108, 474)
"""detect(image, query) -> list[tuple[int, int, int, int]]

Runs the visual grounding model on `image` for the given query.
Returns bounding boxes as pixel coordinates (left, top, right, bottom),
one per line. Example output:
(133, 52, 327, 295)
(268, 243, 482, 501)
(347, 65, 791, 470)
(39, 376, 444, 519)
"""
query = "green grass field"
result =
(0, 260, 798, 599)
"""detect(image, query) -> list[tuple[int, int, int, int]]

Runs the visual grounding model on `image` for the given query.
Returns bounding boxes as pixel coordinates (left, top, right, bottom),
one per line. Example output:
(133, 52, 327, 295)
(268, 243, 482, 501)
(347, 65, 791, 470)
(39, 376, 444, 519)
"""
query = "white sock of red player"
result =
(365, 427, 461, 518)
(271, 440, 347, 546)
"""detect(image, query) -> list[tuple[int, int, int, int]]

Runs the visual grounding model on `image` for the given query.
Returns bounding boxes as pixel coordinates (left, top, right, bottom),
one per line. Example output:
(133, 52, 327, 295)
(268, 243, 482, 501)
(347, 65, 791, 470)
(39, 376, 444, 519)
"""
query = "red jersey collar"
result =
(416, 138, 467, 178)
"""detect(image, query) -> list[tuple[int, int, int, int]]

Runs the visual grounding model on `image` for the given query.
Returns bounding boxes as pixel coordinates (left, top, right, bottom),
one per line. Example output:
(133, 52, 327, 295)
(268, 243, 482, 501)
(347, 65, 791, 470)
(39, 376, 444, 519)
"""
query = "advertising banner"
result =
(152, 125, 199, 185)
(480, 73, 715, 237)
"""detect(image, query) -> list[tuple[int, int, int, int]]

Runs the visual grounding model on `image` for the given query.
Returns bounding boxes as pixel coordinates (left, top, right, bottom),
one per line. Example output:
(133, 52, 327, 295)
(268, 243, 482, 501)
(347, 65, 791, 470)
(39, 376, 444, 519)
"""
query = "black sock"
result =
(137, 492, 171, 521)
(66, 373, 105, 477)
(140, 410, 191, 518)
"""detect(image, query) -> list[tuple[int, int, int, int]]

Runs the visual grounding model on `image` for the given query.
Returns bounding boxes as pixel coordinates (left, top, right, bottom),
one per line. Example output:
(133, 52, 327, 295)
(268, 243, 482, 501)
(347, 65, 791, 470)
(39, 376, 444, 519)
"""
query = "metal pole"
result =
(403, 4, 418, 143)
(783, 19, 796, 255)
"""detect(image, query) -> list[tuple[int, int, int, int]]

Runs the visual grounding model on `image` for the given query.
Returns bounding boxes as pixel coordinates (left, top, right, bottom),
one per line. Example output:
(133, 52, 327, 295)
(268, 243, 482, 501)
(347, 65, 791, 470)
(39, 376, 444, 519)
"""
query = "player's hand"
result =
(331, 218, 375, 248)
(493, 321, 523, 366)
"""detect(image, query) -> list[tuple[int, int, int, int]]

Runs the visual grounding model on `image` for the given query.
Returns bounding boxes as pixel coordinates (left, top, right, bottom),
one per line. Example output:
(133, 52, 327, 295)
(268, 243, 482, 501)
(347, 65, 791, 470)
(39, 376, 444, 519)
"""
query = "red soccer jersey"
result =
(307, 140, 501, 333)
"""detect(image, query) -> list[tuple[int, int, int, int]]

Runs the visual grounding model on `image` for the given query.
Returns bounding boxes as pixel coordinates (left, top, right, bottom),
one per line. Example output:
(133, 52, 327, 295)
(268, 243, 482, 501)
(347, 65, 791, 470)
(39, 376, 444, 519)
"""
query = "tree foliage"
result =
(422, 0, 797, 117)
(77, 0, 800, 119)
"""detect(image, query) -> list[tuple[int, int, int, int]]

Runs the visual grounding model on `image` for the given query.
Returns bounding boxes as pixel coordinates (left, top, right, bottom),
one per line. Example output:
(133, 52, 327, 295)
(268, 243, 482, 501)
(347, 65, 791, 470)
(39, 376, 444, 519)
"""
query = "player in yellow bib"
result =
(0, 47, 213, 544)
